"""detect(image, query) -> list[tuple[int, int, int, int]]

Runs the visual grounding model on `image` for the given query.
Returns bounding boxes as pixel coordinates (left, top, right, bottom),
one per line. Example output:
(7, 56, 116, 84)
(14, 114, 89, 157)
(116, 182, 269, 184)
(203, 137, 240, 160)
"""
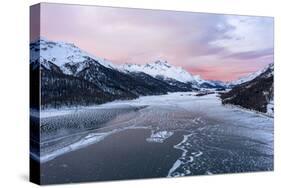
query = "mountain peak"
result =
(30, 37, 116, 72)
(31, 38, 228, 90)
(121, 60, 196, 83)
(152, 60, 171, 67)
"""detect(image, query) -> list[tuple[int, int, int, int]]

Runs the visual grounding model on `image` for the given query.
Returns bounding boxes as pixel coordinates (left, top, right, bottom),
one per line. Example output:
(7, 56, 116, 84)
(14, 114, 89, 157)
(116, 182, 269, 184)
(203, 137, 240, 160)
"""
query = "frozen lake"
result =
(32, 92, 273, 184)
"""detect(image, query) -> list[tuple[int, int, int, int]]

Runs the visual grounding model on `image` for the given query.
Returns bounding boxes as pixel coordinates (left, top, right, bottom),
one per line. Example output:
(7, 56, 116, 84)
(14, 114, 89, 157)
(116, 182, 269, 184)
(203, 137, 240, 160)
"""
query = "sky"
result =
(31, 3, 274, 81)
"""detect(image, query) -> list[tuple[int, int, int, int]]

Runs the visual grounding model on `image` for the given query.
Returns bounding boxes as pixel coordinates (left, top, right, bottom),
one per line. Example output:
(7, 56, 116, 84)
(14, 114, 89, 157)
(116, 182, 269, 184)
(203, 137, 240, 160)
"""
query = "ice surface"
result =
(167, 134, 200, 177)
(36, 92, 273, 171)
(146, 130, 174, 143)
(39, 132, 110, 163)
(39, 129, 131, 163)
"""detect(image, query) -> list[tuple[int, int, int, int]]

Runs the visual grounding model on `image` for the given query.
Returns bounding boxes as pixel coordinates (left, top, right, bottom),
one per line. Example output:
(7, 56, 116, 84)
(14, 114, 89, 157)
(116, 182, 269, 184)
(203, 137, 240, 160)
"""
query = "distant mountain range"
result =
(30, 38, 274, 113)
(120, 60, 226, 89)
(30, 38, 192, 108)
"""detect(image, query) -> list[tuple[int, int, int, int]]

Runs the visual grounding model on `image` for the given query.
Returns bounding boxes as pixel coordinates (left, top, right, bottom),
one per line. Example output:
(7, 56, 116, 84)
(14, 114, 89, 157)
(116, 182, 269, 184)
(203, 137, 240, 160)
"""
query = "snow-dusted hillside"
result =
(121, 60, 226, 89)
(221, 63, 274, 116)
(30, 38, 204, 108)
(227, 63, 273, 86)
(120, 60, 196, 83)
(30, 38, 116, 74)
(36, 37, 280, 109)
(31, 37, 227, 90)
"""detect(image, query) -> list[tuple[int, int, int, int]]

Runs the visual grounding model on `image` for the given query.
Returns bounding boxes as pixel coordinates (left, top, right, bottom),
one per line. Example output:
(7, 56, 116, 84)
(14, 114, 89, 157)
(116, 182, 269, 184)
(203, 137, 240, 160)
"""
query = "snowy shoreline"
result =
(35, 91, 273, 119)
(36, 91, 199, 118)
(223, 103, 274, 118)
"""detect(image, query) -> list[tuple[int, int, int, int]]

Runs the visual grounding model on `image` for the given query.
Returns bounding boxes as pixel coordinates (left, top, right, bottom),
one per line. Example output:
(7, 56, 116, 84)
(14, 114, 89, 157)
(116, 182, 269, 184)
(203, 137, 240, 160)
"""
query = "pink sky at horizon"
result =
(30, 3, 274, 81)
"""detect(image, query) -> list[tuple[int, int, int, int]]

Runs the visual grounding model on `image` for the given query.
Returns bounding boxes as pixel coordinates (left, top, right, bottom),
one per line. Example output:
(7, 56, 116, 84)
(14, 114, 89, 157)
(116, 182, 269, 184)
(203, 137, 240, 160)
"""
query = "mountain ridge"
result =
(30, 38, 195, 108)
(120, 60, 227, 89)
(30, 37, 273, 110)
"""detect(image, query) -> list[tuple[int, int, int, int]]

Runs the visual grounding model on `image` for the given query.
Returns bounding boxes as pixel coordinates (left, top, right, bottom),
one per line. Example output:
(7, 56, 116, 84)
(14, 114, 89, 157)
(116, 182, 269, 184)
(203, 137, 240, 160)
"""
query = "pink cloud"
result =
(32, 3, 274, 82)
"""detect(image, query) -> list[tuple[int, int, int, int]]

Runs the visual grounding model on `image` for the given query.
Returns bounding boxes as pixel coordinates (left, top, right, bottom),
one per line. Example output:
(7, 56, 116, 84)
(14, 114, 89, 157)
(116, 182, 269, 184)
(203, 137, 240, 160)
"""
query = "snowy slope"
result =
(228, 63, 273, 86)
(221, 63, 274, 116)
(30, 37, 116, 74)
(120, 60, 196, 83)
(121, 60, 226, 89)
(30, 38, 226, 90)
(193, 75, 226, 88)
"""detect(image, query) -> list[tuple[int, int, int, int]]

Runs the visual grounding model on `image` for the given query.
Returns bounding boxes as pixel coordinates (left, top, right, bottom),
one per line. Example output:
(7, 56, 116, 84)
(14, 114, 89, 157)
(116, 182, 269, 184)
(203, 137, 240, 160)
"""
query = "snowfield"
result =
(30, 38, 117, 73)
(119, 60, 225, 88)
(34, 92, 273, 177)
(120, 60, 196, 83)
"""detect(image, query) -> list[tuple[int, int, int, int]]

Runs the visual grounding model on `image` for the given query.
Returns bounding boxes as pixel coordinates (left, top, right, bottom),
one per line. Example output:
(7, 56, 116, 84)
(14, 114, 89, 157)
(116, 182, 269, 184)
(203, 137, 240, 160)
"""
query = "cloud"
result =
(37, 3, 274, 81)
(223, 48, 273, 60)
(210, 15, 274, 53)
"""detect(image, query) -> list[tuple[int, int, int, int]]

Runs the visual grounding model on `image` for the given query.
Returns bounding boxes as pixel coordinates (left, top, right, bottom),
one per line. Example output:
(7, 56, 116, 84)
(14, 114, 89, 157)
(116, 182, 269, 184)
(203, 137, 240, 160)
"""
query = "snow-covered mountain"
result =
(30, 37, 273, 111)
(30, 38, 116, 74)
(221, 63, 274, 116)
(31, 38, 226, 90)
(120, 60, 195, 83)
(120, 60, 226, 89)
(227, 63, 273, 86)
(193, 75, 226, 89)
(30, 38, 197, 108)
